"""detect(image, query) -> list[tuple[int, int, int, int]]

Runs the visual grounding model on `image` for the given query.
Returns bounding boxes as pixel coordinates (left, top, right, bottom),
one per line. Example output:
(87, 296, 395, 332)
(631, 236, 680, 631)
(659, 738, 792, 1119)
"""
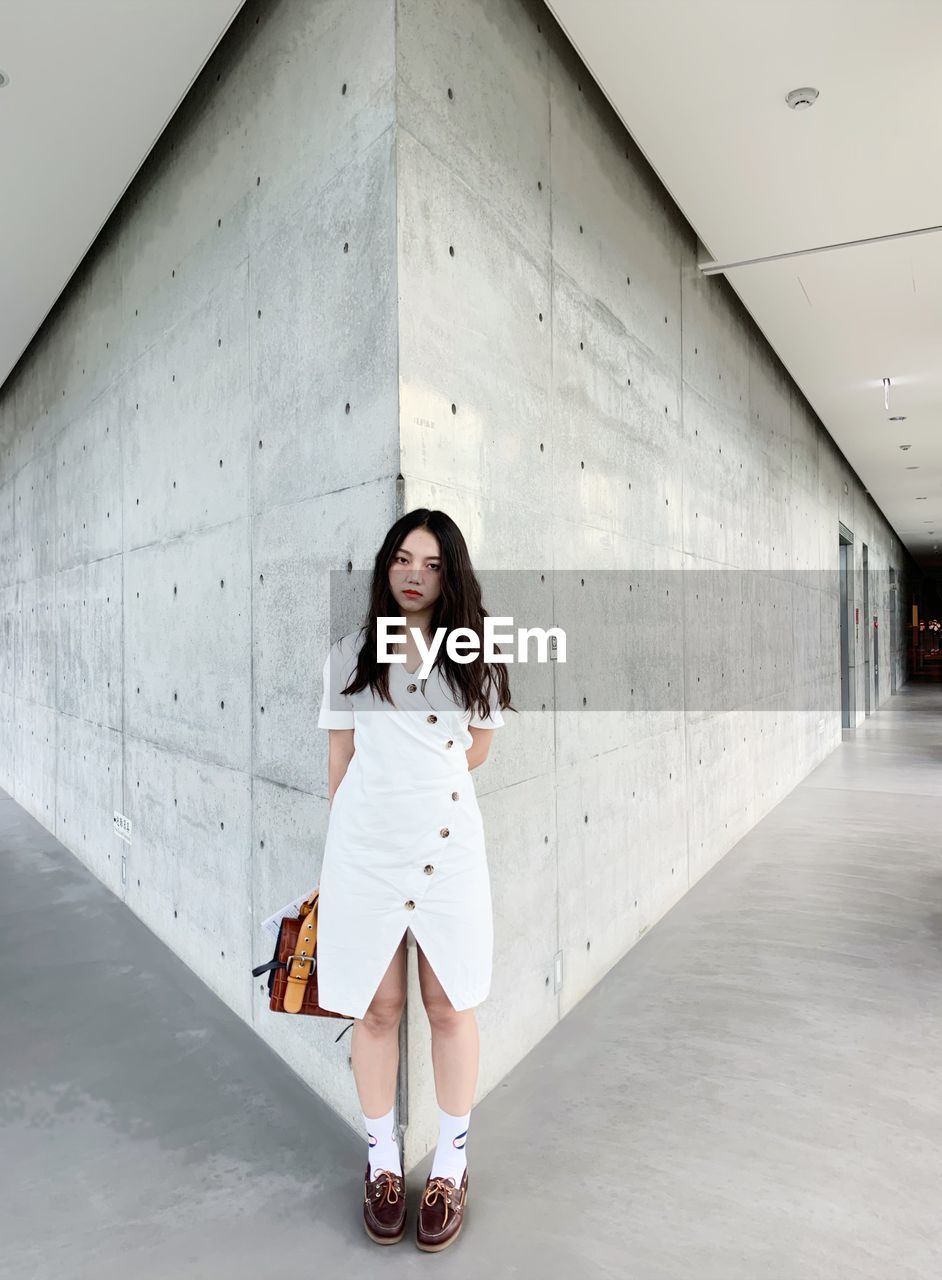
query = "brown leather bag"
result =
(251, 888, 352, 1029)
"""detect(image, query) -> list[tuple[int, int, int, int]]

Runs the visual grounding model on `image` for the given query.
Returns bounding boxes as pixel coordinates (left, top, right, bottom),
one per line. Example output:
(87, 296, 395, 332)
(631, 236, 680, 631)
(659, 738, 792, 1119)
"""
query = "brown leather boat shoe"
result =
(363, 1164, 406, 1244)
(415, 1167, 469, 1251)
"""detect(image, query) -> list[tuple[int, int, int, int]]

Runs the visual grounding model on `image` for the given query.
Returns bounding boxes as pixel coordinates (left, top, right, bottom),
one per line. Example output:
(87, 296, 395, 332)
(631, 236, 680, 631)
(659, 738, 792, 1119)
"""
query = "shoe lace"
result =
(423, 1175, 459, 1226)
(370, 1168, 402, 1206)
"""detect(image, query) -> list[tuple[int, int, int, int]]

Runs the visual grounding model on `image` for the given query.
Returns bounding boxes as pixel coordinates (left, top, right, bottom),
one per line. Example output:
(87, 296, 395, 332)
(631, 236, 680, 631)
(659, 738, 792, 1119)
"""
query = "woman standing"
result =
(316, 509, 512, 1251)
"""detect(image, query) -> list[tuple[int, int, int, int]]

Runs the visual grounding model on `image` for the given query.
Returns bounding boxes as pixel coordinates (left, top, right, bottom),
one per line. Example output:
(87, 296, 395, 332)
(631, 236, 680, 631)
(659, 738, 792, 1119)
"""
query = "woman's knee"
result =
(360, 989, 405, 1033)
(421, 990, 467, 1030)
(359, 937, 408, 1031)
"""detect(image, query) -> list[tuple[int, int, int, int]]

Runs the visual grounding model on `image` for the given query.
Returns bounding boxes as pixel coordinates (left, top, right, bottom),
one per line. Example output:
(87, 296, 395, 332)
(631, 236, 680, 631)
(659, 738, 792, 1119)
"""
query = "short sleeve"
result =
(468, 676, 505, 729)
(317, 641, 355, 730)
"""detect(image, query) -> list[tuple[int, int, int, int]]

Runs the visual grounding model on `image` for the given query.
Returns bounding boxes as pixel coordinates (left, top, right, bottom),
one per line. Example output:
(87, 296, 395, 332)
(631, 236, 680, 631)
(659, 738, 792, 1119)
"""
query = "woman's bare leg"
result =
(350, 932, 408, 1116)
(416, 942, 480, 1113)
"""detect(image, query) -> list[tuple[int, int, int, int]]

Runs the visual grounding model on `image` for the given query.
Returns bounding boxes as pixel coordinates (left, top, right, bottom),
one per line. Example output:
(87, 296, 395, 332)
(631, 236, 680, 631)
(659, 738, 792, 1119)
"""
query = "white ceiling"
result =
(547, 0, 942, 564)
(1, 0, 938, 561)
(0, 0, 245, 389)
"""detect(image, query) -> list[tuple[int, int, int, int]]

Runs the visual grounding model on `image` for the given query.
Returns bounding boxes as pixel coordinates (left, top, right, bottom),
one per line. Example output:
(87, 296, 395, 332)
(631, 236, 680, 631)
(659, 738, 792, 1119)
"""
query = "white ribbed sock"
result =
(429, 1105, 470, 1184)
(363, 1103, 402, 1180)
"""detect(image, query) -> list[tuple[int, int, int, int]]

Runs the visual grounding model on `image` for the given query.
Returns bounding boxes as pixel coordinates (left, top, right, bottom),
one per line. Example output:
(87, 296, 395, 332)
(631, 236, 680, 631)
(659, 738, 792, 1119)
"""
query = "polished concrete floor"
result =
(2, 685, 940, 1280)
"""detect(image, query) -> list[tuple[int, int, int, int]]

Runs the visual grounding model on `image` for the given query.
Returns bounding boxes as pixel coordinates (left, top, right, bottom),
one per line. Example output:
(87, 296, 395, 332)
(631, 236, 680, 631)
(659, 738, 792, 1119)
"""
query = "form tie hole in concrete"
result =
(448, 87, 453, 99)
(449, 245, 455, 256)
(451, 403, 457, 414)
(341, 83, 347, 95)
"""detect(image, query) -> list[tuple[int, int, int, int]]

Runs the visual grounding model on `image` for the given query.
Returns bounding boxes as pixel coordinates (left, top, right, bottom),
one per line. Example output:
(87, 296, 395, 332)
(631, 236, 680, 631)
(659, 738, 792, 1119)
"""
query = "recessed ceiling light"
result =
(786, 87, 819, 110)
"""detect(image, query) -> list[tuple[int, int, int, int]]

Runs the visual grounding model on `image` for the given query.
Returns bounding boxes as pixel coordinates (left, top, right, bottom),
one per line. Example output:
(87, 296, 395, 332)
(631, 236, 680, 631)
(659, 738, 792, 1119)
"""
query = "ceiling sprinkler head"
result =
(786, 87, 819, 110)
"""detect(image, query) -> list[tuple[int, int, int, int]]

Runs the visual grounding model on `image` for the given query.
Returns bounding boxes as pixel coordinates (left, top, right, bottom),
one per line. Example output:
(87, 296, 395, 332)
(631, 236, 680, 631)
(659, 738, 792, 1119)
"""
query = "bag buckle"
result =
(285, 953, 316, 977)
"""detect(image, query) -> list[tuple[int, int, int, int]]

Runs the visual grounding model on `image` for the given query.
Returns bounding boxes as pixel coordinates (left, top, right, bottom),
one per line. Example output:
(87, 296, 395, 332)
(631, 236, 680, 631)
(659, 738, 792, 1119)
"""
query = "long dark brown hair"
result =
(340, 509, 515, 721)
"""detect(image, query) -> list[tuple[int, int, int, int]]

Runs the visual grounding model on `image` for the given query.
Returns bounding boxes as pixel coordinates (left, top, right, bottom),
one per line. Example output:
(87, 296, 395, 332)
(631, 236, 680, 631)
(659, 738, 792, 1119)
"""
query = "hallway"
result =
(2, 686, 939, 1280)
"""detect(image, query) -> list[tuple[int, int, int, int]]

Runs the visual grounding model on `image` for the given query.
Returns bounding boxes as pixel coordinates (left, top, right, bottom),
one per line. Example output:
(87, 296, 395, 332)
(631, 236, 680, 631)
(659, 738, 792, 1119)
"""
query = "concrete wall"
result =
(0, 0, 915, 1172)
(0, 0, 401, 1130)
(394, 0, 915, 1163)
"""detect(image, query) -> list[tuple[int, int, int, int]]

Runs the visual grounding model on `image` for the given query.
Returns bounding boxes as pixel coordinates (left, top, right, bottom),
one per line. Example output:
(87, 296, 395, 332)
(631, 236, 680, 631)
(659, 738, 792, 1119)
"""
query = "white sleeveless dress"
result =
(315, 627, 505, 1019)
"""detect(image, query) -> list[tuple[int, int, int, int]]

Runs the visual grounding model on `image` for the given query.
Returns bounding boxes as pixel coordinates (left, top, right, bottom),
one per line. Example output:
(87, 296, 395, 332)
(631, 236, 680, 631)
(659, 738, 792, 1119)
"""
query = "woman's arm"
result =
(327, 727, 356, 805)
(465, 725, 495, 771)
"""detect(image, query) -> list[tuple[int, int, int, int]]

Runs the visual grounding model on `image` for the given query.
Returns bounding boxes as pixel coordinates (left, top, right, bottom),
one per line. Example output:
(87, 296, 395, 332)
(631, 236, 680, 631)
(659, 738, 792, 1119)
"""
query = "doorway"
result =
(839, 525, 855, 730)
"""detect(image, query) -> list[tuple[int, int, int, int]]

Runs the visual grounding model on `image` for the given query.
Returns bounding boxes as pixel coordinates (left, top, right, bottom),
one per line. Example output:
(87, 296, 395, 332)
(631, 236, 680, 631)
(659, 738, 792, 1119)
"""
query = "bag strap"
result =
(283, 890, 320, 1013)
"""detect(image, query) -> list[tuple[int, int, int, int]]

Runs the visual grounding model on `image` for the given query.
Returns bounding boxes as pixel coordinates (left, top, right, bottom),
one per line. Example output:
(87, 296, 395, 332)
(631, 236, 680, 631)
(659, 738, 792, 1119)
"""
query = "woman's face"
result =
(388, 527, 442, 620)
